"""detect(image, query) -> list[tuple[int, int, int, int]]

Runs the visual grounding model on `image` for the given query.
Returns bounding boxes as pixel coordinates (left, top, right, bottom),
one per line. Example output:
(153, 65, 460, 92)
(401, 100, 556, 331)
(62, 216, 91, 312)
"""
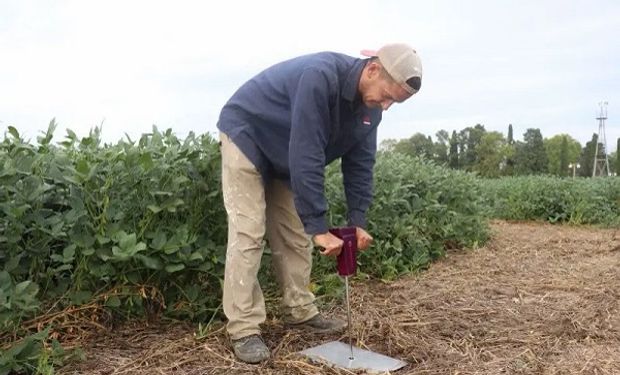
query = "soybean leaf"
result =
(136, 254, 163, 270)
(164, 263, 185, 273)
(105, 295, 121, 307)
(7, 126, 20, 139)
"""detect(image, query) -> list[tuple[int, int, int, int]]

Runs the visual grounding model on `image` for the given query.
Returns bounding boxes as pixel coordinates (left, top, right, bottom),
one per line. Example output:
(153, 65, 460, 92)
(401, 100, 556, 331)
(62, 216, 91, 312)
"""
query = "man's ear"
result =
(365, 61, 382, 80)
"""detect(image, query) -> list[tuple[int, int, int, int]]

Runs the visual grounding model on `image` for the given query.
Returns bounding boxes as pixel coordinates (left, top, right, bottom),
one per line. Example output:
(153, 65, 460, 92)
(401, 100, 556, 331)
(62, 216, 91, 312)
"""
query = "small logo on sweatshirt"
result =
(362, 115, 371, 125)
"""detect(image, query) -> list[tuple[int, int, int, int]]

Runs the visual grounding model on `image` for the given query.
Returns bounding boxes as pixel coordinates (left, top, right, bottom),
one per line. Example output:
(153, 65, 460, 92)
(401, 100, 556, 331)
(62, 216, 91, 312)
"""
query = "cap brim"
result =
(360, 49, 378, 57)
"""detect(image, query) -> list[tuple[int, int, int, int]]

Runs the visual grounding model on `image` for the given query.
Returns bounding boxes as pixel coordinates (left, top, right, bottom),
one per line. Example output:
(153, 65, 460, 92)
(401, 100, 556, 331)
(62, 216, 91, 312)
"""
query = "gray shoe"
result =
(288, 314, 347, 334)
(231, 334, 270, 364)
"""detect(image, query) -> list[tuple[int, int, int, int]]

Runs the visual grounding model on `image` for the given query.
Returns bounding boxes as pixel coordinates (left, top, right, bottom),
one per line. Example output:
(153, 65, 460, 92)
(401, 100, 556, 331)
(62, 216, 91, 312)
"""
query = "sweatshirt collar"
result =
(341, 58, 367, 103)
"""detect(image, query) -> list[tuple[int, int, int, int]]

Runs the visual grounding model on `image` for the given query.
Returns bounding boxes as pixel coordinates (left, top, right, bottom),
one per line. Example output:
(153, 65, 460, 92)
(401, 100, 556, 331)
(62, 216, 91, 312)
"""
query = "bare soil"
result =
(58, 221, 620, 375)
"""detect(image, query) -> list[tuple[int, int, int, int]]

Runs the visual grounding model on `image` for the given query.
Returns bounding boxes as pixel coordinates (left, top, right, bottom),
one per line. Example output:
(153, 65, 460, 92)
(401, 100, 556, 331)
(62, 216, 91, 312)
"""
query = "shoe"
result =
(231, 334, 270, 363)
(288, 313, 347, 334)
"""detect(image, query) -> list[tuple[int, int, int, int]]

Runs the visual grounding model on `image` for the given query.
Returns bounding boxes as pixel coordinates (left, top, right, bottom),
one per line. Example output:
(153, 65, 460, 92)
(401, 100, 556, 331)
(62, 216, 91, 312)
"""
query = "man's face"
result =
(361, 67, 413, 111)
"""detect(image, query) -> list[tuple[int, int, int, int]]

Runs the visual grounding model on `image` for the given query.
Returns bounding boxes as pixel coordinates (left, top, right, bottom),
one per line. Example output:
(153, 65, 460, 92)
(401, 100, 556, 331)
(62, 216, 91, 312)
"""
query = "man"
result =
(216, 43, 422, 363)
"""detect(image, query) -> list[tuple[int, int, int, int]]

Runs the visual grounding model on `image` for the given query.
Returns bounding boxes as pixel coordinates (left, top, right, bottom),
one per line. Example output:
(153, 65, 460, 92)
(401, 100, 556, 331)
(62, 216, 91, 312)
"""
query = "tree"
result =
(578, 133, 597, 177)
(474, 131, 506, 177)
(559, 136, 568, 177)
(543, 134, 581, 176)
(616, 138, 620, 176)
(503, 124, 516, 176)
(502, 143, 516, 176)
(458, 124, 486, 171)
(434, 130, 450, 164)
(514, 128, 548, 175)
(610, 150, 617, 176)
(436, 130, 450, 145)
(449, 130, 459, 169)
(379, 138, 397, 152)
(393, 132, 434, 159)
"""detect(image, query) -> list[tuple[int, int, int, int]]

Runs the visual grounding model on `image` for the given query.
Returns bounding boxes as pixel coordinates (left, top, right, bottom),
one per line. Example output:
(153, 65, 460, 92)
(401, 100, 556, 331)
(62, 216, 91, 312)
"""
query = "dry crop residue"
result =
(59, 221, 620, 375)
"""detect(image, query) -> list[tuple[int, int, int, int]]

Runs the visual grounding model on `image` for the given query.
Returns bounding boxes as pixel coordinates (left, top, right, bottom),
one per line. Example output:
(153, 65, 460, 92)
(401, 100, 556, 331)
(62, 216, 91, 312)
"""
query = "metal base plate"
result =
(298, 341, 407, 372)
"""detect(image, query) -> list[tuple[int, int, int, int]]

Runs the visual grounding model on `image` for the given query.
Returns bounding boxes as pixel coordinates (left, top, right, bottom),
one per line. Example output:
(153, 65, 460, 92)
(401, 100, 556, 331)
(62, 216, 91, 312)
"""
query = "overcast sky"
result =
(1, 0, 619, 150)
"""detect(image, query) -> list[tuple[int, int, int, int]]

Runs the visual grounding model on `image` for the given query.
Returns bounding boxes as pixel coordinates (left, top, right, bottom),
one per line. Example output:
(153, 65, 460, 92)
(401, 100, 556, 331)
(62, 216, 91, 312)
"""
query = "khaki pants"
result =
(220, 133, 318, 340)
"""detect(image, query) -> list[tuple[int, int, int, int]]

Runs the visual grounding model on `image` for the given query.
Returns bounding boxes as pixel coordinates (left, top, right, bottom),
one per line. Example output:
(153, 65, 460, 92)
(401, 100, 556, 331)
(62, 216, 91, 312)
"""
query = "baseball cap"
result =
(361, 43, 422, 94)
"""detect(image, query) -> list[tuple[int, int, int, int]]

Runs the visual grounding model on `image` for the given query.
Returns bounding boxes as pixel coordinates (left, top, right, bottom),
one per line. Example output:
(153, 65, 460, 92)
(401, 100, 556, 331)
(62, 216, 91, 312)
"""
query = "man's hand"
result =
(356, 227, 373, 250)
(313, 232, 344, 257)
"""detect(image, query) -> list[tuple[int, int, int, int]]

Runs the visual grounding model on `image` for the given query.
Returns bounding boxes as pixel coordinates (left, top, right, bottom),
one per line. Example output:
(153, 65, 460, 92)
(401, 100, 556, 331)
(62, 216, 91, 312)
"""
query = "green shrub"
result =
(317, 152, 489, 280)
(1, 123, 489, 372)
(481, 176, 620, 226)
(1, 122, 225, 373)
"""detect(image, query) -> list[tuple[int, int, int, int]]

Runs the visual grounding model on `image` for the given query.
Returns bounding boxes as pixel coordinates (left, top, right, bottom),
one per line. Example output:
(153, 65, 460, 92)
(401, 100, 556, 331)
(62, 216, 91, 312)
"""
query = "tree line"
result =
(380, 124, 620, 178)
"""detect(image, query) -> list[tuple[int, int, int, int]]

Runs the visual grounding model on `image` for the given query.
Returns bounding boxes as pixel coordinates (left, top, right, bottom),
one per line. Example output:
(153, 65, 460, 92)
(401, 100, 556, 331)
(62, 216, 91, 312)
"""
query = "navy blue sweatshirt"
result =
(217, 52, 382, 235)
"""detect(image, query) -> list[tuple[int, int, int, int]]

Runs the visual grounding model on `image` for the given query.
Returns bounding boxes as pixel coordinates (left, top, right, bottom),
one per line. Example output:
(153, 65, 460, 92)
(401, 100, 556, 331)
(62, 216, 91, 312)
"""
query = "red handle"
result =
(329, 227, 357, 276)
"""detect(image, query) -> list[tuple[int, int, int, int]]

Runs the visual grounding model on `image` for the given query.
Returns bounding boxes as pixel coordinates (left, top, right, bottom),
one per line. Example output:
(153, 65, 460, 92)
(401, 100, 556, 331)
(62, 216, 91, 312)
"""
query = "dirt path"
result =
(58, 221, 620, 374)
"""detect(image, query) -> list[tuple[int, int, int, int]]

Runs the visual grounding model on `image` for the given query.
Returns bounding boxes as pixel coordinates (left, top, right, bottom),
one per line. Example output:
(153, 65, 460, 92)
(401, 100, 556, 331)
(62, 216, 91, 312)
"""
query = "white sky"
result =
(1, 0, 619, 150)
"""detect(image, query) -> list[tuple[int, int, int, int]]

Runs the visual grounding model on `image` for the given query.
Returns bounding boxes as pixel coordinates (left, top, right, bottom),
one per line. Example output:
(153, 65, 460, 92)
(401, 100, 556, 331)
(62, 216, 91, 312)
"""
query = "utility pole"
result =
(592, 102, 611, 177)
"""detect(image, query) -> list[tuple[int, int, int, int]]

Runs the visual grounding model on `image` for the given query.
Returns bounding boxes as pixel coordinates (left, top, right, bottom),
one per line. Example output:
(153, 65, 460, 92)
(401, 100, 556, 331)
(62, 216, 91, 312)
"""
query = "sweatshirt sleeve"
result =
(341, 126, 377, 229)
(288, 68, 332, 235)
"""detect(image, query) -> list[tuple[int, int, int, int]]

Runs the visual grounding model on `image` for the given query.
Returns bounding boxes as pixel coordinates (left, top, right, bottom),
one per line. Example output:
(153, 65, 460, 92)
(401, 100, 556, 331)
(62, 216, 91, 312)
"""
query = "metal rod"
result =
(344, 276, 354, 360)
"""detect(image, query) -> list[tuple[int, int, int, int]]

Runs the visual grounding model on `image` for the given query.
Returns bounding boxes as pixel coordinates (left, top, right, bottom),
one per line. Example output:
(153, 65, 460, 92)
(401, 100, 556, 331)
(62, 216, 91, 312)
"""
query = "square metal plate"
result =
(298, 341, 407, 372)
